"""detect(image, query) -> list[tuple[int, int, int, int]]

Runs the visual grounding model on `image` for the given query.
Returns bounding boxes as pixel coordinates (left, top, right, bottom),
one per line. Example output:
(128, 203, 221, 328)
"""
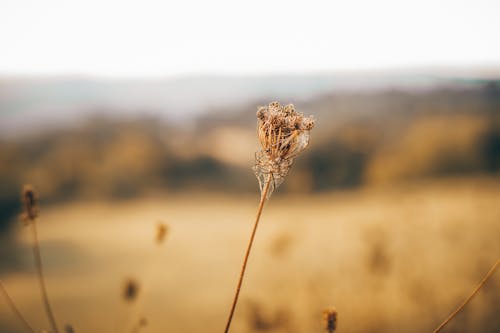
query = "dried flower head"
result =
(254, 101, 315, 197)
(156, 222, 169, 244)
(123, 278, 140, 302)
(323, 307, 337, 333)
(22, 184, 39, 224)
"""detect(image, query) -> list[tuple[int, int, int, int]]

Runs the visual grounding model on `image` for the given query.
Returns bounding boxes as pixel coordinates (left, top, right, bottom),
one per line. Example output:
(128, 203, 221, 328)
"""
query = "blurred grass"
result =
(0, 82, 499, 332)
(0, 177, 499, 332)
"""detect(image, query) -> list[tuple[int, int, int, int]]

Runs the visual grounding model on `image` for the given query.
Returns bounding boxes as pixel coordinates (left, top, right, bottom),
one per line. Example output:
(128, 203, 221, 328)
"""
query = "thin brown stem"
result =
(432, 258, 499, 333)
(224, 175, 272, 333)
(0, 279, 36, 333)
(30, 221, 60, 333)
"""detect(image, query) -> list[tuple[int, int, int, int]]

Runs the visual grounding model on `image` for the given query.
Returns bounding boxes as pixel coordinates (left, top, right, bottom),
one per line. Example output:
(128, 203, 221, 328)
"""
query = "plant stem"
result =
(224, 176, 272, 333)
(0, 279, 36, 333)
(30, 221, 60, 333)
(432, 258, 499, 333)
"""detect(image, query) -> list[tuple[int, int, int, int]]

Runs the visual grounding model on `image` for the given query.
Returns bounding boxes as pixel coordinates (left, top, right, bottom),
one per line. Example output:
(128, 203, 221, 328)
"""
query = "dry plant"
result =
(223, 101, 315, 333)
(115, 222, 169, 333)
(115, 277, 141, 333)
(156, 223, 168, 245)
(0, 185, 61, 333)
(431, 259, 499, 333)
(22, 185, 60, 333)
(0, 279, 36, 333)
(131, 222, 169, 329)
(122, 278, 140, 303)
(323, 307, 337, 333)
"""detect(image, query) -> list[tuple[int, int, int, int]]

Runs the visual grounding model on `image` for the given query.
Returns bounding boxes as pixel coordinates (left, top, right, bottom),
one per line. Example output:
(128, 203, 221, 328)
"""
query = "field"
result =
(1, 177, 499, 333)
(1, 2, 499, 332)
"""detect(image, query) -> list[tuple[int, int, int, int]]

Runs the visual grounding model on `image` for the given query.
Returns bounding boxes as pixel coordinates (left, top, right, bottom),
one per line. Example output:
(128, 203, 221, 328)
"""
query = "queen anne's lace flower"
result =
(253, 101, 315, 198)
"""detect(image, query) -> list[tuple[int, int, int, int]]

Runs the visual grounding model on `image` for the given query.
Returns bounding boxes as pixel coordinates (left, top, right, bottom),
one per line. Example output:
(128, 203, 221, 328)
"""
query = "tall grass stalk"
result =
(22, 185, 60, 333)
(30, 220, 60, 333)
(0, 279, 36, 333)
(224, 175, 271, 333)
(432, 258, 499, 333)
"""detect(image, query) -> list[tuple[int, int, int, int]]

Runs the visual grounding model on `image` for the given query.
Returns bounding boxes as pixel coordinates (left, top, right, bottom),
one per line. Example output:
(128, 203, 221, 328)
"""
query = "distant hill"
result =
(2, 67, 499, 136)
(1, 80, 499, 230)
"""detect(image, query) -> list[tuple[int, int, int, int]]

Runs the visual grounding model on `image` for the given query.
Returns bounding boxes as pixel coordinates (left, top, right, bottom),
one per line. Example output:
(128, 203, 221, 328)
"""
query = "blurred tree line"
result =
(1, 82, 499, 230)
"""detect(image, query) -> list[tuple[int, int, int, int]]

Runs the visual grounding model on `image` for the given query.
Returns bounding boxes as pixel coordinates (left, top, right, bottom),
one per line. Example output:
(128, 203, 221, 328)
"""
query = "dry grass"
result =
(224, 101, 315, 332)
(432, 259, 499, 333)
(0, 177, 499, 332)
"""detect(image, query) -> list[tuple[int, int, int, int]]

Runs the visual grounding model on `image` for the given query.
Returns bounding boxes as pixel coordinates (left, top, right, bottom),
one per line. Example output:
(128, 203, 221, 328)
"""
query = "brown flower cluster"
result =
(21, 184, 39, 224)
(253, 101, 314, 197)
(323, 307, 337, 333)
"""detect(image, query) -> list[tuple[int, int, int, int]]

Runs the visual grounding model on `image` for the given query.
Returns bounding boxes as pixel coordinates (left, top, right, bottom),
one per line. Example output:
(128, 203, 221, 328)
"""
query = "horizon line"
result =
(1, 64, 500, 81)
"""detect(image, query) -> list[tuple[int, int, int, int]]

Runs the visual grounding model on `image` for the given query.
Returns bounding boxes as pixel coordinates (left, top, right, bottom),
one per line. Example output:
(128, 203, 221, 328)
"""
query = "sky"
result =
(0, 0, 499, 77)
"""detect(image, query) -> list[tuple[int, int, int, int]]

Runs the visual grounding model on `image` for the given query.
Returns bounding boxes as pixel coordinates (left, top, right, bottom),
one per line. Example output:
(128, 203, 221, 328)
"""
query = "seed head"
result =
(156, 222, 169, 244)
(123, 278, 140, 302)
(21, 184, 38, 224)
(323, 307, 337, 333)
(253, 101, 315, 197)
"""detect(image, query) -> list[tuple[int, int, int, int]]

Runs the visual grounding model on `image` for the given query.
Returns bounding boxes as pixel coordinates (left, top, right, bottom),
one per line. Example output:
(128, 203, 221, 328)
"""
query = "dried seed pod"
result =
(22, 184, 39, 224)
(253, 101, 315, 198)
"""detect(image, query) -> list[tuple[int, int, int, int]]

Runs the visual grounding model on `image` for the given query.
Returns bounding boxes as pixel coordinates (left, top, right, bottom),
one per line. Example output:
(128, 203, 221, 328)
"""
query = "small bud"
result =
(123, 278, 140, 302)
(283, 103, 295, 114)
(156, 223, 169, 244)
(22, 184, 39, 224)
(256, 107, 267, 121)
(323, 307, 337, 333)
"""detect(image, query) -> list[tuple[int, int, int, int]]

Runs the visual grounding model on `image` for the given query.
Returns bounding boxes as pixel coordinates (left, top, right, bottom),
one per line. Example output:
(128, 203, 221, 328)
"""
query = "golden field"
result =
(1, 177, 499, 333)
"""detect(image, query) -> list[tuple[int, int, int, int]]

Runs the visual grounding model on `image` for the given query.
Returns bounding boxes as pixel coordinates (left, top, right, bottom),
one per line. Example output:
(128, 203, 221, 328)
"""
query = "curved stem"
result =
(432, 258, 499, 333)
(31, 221, 60, 333)
(0, 279, 36, 333)
(224, 176, 272, 333)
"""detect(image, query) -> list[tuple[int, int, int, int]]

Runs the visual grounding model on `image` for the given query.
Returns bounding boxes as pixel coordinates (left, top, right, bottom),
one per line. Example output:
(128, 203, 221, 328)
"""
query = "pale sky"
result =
(0, 0, 499, 77)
